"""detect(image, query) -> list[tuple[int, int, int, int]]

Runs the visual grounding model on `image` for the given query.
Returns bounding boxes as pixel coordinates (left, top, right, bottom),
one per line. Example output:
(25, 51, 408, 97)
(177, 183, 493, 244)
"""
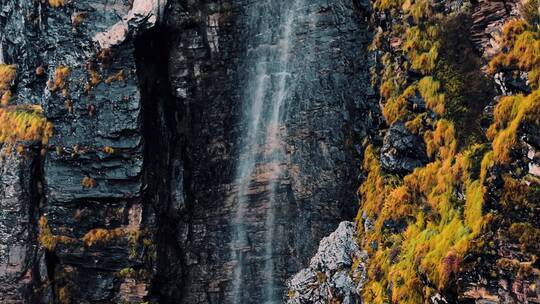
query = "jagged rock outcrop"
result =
(470, 0, 520, 59)
(287, 222, 367, 304)
(93, 0, 167, 49)
(380, 121, 428, 174)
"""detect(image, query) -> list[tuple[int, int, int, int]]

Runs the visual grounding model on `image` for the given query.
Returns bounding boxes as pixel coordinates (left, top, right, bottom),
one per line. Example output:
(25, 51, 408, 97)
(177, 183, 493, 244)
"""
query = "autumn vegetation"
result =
(48, 0, 66, 8)
(356, 0, 540, 302)
(0, 106, 53, 145)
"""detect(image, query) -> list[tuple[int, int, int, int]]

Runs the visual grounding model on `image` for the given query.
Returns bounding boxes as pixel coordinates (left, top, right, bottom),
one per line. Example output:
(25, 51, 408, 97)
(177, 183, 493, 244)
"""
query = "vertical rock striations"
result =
(0, 144, 41, 303)
(1, 0, 165, 302)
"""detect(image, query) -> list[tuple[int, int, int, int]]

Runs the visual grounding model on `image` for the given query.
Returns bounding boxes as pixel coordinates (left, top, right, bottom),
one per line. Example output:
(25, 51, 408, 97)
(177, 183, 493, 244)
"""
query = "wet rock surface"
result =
(0, 144, 41, 303)
(160, 0, 375, 302)
(8, 0, 537, 303)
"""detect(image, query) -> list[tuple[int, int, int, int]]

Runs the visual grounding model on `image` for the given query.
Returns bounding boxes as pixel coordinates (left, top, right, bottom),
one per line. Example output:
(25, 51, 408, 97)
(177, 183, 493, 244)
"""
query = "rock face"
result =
(470, 0, 520, 59)
(286, 222, 367, 304)
(0, 144, 41, 303)
(0, 0, 376, 303)
(1, 0, 162, 302)
(380, 122, 428, 174)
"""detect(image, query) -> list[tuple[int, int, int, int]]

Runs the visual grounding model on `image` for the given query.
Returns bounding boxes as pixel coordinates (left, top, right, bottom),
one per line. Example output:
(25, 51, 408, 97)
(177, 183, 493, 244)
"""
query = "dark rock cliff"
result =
(158, 0, 376, 302)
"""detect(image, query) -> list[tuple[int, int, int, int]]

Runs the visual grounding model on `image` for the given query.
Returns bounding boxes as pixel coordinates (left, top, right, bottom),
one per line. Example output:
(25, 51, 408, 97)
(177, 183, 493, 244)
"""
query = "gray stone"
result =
(286, 222, 367, 304)
(380, 121, 428, 174)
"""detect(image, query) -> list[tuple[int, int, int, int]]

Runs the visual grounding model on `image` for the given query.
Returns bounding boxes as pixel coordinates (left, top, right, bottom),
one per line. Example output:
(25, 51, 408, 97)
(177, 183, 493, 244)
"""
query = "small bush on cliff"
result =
(81, 176, 97, 188)
(0, 106, 53, 145)
(48, 0, 66, 8)
(487, 91, 540, 163)
(58, 286, 71, 304)
(38, 217, 58, 251)
(38, 217, 76, 251)
(0, 65, 16, 105)
(82, 228, 125, 247)
(489, 19, 540, 89)
(359, 142, 490, 303)
(0, 64, 16, 91)
(48, 66, 71, 93)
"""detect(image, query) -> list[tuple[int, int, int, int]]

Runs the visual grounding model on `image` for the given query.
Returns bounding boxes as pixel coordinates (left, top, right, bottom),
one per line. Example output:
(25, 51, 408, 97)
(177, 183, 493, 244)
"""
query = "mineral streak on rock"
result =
(93, 0, 168, 49)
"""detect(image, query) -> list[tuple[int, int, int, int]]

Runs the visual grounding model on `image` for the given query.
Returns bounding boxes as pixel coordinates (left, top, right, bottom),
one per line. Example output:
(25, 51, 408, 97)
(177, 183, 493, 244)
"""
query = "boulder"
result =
(380, 122, 428, 174)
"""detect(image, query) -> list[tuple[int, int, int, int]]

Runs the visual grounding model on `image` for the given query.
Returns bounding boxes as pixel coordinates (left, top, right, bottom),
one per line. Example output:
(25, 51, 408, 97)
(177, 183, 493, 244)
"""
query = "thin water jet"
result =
(230, 0, 303, 302)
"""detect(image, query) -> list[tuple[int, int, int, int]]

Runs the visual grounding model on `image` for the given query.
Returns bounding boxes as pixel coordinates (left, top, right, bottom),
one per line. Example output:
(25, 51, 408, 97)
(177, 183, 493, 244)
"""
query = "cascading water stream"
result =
(231, 0, 303, 302)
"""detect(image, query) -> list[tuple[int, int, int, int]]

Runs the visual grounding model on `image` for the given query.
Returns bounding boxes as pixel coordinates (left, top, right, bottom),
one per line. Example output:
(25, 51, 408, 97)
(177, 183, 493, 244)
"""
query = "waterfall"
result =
(231, 0, 302, 302)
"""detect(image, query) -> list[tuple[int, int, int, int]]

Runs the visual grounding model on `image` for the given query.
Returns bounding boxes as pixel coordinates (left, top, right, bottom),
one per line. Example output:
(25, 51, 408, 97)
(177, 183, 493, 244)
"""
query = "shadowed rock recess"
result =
(0, 0, 376, 303)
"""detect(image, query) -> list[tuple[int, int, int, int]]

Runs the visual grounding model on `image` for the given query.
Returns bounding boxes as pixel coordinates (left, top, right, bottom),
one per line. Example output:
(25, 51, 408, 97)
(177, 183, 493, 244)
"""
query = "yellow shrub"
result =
(488, 91, 540, 163)
(81, 176, 97, 188)
(104, 70, 124, 84)
(38, 217, 75, 251)
(0, 106, 53, 145)
(404, 113, 424, 134)
(359, 146, 391, 217)
(50, 66, 71, 92)
(480, 151, 494, 182)
(82, 228, 125, 247)
(418, 76, 445, 115)
(424, 119, 457, 159)
(49, 0, 66, 7)
(382, 186, 413, 221)
(487, 96, 521, 138)
(38, 217, 57, 251)
(380, 80, 397, 100)
(489, 19, 540, 88)
(1, 91, 12, 106)
(464, 180, 485, 234)
(357, 2, 526, 302)
(103, 146, 115, 154)
(358, 142, 488, 302)
(403, 25, 440, 74)
(0, 65, 16, 91)
(373, 0, 405, 10)
(405, 0, 433, 22)
(383, 86, 415, 124)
